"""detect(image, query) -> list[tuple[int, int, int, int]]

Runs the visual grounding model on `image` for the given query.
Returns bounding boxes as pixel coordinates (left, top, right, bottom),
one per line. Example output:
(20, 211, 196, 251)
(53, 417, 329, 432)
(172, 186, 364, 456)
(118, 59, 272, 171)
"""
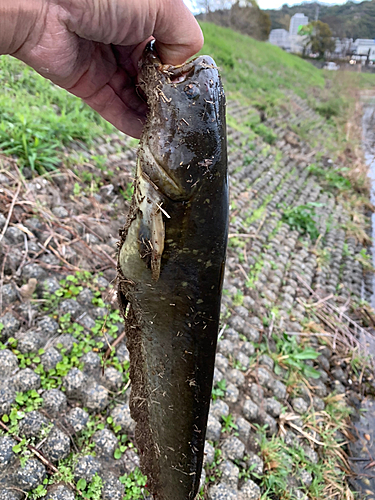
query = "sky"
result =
(185, 0, 352, 13)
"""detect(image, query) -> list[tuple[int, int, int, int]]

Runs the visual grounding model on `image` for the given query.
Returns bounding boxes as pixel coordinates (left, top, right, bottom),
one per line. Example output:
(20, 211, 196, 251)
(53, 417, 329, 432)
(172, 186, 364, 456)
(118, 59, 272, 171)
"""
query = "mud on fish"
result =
(117, 43, 228, 500)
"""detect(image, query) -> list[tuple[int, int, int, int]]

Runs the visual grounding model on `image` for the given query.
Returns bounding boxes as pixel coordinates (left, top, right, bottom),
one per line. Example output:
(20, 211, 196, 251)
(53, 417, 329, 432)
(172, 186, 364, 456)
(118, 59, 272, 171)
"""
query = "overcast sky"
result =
(185, 0, 350, 13)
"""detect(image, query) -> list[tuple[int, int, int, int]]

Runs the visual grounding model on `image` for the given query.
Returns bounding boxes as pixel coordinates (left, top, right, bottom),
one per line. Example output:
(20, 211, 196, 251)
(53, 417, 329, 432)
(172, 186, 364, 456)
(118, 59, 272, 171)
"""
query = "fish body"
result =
(118, 45, 228, 500)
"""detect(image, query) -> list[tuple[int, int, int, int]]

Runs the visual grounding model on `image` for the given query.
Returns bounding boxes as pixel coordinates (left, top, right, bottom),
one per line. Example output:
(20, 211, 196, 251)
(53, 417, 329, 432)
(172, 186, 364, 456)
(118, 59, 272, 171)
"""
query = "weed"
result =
(221, 414, 238, 434)
(355, 248, 374, 272)
(282, 203, 322, 241)
(119, 468, 148, 499)
(307, 163, 351, 191)
(212, 379, 227, 401)
(233, 290, 244, 306)
(273, 333, 321, 380)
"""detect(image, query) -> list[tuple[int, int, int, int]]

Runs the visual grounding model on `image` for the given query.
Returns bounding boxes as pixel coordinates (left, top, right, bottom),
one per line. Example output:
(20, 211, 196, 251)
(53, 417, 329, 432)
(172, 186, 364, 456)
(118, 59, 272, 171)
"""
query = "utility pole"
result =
(315, 3, 319, 21)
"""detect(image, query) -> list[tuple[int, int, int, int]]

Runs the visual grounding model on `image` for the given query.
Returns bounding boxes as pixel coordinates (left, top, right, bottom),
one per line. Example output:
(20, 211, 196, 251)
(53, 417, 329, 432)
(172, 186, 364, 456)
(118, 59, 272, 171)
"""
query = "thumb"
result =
(153, 0, 204, 65)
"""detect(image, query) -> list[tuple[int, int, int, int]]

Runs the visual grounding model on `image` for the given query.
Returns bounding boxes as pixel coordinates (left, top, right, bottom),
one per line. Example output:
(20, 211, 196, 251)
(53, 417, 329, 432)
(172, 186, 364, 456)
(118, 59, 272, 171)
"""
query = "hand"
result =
(0, 0, 203, 138)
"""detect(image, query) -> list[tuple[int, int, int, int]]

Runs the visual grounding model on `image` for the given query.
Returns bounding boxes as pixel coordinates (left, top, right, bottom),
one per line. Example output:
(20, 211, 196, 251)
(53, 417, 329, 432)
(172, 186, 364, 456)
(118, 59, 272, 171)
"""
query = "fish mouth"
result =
(141, 142, 187, 201)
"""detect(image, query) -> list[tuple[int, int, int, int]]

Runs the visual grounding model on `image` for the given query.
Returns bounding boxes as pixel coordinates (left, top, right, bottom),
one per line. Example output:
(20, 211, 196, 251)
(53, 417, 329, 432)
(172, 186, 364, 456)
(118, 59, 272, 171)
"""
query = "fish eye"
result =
(184, 83, 200, 100)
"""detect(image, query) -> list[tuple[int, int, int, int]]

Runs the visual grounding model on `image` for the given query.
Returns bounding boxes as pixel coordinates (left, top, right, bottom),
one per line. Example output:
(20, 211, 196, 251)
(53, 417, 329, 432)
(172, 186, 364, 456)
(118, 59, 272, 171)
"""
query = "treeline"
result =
(196, 1, 271, 41)
(266, 0, 375, 40)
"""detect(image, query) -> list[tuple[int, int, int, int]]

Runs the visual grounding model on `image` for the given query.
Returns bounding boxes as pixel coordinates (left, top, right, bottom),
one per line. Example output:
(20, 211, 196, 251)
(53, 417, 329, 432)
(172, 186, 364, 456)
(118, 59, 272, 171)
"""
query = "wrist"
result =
(0, 0, 43, 55)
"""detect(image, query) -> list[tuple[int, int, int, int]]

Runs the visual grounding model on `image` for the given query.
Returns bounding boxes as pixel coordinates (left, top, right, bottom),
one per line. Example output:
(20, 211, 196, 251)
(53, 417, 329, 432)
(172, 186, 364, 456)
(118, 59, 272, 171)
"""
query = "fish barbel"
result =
(117, 43, 228, 500)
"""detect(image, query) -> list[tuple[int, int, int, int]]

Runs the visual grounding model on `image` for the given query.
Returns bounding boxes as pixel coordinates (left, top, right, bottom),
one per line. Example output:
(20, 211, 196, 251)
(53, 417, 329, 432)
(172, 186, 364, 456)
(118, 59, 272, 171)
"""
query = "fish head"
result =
(138, 43, 227, 201)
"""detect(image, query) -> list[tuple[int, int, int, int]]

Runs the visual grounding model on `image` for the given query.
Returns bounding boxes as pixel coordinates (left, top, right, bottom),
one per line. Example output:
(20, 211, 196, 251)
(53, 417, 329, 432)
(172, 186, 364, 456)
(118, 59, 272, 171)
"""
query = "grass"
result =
(0, 55, 114, 174)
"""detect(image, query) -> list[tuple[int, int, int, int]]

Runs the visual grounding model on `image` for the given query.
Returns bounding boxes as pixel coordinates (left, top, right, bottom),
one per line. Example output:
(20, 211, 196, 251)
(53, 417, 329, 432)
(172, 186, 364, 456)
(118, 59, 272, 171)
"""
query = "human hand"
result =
(0, 0, 203, 138)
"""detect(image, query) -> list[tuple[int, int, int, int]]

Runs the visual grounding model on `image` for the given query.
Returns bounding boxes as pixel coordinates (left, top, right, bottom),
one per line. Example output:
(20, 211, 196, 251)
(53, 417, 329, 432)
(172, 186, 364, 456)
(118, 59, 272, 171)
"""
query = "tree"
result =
(298, 20, 335, 58)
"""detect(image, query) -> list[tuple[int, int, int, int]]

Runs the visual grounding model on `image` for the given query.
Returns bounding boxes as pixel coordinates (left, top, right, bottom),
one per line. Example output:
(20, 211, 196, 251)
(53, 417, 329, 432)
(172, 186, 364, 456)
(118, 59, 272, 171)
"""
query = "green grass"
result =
(200, 22, 325, 110)
(0, 55, 113, 173)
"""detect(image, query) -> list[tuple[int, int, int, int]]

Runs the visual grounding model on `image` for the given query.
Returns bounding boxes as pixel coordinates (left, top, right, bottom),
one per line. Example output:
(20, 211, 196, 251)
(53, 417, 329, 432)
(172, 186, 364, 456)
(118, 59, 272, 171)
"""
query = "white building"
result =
(269, 29, 291, 51)
(289, 13, 309, 37)
(333, 38, 353, 58)
(352, 39, 375, 61)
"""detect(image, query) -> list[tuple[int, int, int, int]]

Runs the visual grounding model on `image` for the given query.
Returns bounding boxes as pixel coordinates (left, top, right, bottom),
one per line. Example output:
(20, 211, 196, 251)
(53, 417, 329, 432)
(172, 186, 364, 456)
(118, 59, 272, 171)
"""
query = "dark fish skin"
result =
(117, 44, 228, 500)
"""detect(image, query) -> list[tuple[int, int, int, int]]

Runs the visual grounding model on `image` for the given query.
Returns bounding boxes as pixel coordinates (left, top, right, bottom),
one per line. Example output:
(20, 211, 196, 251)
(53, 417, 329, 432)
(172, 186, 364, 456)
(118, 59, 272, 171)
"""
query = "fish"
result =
(117, 43, 228, 500)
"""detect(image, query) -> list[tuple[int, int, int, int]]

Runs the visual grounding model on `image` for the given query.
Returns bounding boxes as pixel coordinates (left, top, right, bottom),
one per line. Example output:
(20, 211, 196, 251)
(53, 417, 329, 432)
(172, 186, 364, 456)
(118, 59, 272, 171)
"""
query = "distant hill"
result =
(266, 0, 375, 39)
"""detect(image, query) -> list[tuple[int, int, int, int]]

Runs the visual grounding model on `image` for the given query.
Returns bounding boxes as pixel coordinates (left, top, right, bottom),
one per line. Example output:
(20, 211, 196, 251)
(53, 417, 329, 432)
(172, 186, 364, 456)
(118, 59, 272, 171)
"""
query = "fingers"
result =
(83, 84, 145, 139)
(153, 0, 204, 65)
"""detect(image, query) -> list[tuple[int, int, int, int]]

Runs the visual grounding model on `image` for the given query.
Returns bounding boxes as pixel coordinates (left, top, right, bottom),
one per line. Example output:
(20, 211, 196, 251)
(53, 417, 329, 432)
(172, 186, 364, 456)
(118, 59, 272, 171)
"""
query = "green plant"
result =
(212, 379, 226, 401)
(282, 203, 322, 241)
(77, 474, 103, 500)
(221, 414, 238, 434)
(119, 468, 148, 499)
(273, 333, 321, 379)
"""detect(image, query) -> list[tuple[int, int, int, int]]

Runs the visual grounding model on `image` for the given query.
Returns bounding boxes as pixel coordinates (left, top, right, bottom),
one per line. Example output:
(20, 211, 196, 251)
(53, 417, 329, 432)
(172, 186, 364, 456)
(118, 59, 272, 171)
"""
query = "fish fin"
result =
(151, 210, 165, 281)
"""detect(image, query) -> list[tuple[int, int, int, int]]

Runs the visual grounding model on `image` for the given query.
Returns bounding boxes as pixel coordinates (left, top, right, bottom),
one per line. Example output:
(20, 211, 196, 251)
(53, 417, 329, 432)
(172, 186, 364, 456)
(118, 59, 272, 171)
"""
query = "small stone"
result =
(221, 436, 245, 460)
(262, 413, 277, 435)
(102, 473, 125, 500)
(0, 313, 20, 340)
(42, 389, 67, 417)
(52, 206, 69, 218)
(122, 448, 140, 473)
(110, 404, 135, 434)
(331, 367, 346, 383)
(208, 483, 237, 500)
(14, 458, 46, 491)
(101, 366, 123, 392)
(215, 353, 229, 372)
(227, 368, 245, 387)
(1, 284, 17, 306)
(213, 368, 224, 384)
(74, 455, 102, 482)
(37, 316, 59, 337)
(54, 334, 75, 354)
(0, 387, 15, 415)
(82, 383, 109, 412)
(79, 313, 96, 331)
(224, 328, 240, 343)
(236, 351, 250, 370)
(19, 411, 50, 438)
(93, 428, 118, 457)
(303, 445, 318, 464)
(236, 416, 251, 443)
(22, 263, 47, 281)
(0, 435, 17, 471)
(313, 396, 325, 411)
(331, 380, 346, 394)
(44, 485, 75, 500)
(243, 399, 259, 421)
(249, 384, 264, 405)
(206, 414, 222, 441)
(115, 343, 130, 364)
(13, 368, 41, 392)
(41, 347, 62, 371)
(81, 351, 101, 374)
(77, 288, 94, 306)
(292, 397, 309, 415)
(224, 382, 239, 403)
(5, 227, 24, 245)
(299, 469, 313, 487)
(0, 350, 18, 377)
(272, 380, 287, 400)
(265, 397, 282, 418)
(66, 407, 89, 433)
(259, 354, 274, 371)
(59, 299, 81, 319)
(239, 478, 261, 500)
(246, 451, 264, 475)
(217, 339, 235, 357)
(210, 400, 229, 421)
(251, 367, 272, 387)
(204, 441, 215, 466)
(42, 277, 61, 294)
(241, 342, 255, 357)
(218, 459, 240, 487)
(63, 367, 87, 398)
(0, 490, 23, 500)
(17, 330, 44, 354)
(312, 379, 327, 398)
(42, 427, 70, 462)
